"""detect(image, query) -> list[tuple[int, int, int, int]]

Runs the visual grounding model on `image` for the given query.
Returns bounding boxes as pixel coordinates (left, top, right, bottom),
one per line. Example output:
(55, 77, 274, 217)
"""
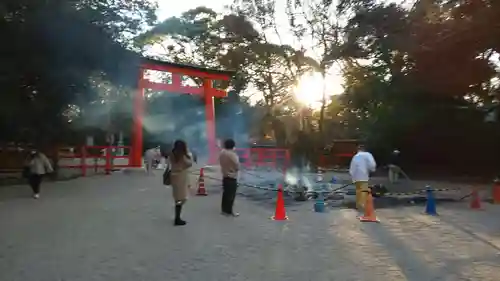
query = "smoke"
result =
(143, 93, 214, 160)
(143, 91, 254, 164)
(216, 101, 251, 147)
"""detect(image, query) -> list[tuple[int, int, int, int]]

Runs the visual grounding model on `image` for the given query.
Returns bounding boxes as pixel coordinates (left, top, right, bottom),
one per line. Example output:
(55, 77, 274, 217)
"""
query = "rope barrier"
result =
(458, 192, 473, 201)
(238, 168, 282, 180)
(188, 170, 280, 192)
(384, 188, 461, 196)
(189, 169, 353, 194)
(187, 168, 462, 198)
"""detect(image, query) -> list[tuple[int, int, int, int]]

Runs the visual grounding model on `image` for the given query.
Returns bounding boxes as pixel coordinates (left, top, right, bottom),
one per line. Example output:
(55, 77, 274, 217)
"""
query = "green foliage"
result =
(137, 6, 321, 146)
(336, 0, 500, 171)
(0, 0, 157, 145)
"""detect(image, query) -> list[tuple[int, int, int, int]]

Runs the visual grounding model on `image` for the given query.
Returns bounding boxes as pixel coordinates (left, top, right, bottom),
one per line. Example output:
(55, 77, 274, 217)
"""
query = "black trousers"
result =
(222, 177, 238, 214)
(29, 174, 43, 194)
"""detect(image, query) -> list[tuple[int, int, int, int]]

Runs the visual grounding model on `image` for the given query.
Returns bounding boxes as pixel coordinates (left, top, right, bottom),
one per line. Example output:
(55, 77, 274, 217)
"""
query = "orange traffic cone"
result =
(359, 191, 379, 222)
(271, 185, 288, 220)
(469, 188, 481, 209)
(196, 168, 208, 196)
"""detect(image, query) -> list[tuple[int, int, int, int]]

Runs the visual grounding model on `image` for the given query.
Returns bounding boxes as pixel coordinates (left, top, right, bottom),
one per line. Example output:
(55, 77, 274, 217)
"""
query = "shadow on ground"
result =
(341, 196, 461, 210)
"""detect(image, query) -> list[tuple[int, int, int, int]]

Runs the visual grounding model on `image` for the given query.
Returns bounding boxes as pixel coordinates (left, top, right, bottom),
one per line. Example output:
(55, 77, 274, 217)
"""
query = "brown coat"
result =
(169, 153, 193, 202)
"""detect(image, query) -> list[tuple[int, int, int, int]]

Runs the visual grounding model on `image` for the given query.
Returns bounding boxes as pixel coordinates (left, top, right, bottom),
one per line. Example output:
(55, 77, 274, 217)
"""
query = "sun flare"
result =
(294, 72, 326, 110)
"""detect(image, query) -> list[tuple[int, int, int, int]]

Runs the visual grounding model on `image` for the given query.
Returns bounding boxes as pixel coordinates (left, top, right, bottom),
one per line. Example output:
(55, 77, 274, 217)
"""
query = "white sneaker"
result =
(33, 194, 40, 199)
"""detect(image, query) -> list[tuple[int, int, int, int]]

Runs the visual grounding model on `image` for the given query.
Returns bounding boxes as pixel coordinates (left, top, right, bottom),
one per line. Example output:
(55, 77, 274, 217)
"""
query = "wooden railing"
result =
(58, 146, 131, 176)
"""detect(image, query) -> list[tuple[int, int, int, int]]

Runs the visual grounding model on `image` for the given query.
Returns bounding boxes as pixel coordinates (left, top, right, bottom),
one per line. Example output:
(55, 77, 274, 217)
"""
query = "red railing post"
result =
(272, 150, 277, 169)
(203, 79, 218, 165)
(129, 147, 133, 167)
(256, 149, 263, 167)
(105, 146, 111, 175)
(246, 149, 251, 168)
(81, 146, 87, 177)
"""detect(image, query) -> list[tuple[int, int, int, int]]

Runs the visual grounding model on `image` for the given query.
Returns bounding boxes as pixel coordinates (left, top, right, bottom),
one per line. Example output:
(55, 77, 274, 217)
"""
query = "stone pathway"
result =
(0, 172, 499, 280)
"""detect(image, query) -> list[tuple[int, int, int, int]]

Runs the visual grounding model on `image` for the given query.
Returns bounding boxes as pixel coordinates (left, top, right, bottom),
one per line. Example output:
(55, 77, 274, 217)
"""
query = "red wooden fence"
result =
(58, 146, 131, 176)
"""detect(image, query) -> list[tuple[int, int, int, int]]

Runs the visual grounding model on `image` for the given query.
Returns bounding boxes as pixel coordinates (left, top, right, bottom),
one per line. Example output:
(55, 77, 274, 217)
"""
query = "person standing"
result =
(388, 149, 401, 184)
(219, 139, 240, 217)
(292, 131, 308, 174)
(24, 149, 53, 199)
(185, 148, 197, 189)
(169, 140, 193, 226)
(144, 146, 161, 175)
(349, 145, 377, 210)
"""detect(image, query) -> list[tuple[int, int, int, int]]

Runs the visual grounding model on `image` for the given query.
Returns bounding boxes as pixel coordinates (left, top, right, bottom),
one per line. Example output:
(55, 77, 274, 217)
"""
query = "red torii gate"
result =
(131, 58, 235, 167)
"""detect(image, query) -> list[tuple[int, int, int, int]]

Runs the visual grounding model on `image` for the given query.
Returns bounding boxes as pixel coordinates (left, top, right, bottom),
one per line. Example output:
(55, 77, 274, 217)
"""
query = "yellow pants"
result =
(355, 181, 369, 210)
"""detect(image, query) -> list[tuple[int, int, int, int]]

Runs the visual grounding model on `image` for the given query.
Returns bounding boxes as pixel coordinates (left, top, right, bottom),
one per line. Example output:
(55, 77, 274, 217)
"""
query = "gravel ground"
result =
(0, 171, 499, 281)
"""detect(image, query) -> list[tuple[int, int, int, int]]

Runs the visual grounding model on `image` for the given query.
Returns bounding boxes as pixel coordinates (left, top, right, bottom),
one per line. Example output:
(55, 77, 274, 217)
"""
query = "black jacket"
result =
(389, 153, 400, 166)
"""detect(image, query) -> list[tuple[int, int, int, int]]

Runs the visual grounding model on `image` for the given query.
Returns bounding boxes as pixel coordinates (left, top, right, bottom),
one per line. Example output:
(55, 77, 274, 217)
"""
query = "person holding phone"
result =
(168, 140, 193, 226)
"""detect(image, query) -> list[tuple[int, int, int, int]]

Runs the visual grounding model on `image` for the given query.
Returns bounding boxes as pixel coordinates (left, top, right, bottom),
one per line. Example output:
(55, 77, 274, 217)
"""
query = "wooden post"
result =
(81, 146, 87, 177)
(131, 69, 145, 168)
(204, 79, 217, 164)
(105, 146, 111, 175)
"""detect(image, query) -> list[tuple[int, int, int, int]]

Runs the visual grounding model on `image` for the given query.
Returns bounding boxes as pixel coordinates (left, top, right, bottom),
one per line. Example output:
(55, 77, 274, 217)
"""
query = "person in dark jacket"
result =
(388, 149, 401, 184)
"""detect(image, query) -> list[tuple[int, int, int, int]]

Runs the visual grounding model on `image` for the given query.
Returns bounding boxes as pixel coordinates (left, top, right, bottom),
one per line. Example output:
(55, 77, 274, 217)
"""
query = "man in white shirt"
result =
(349, 145, 377, 210)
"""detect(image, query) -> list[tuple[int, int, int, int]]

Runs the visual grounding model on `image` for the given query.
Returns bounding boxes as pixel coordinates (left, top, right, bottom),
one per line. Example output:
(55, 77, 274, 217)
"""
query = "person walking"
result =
(24, 149, 53, 199)
(219, 139, 240, 217)
(388, 149, 401, 184)
(349, 144, 377, 210)
(168, 140, 193, 226)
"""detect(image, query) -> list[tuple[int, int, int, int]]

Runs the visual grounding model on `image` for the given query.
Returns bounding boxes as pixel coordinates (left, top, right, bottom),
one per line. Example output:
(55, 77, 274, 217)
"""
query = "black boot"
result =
(174, 204, 186, 226)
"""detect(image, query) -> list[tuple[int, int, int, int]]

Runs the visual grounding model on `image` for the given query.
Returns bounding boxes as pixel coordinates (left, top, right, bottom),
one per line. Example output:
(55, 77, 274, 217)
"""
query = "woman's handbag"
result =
(163, 169, 171, 185)
(162, 161, 171, 186)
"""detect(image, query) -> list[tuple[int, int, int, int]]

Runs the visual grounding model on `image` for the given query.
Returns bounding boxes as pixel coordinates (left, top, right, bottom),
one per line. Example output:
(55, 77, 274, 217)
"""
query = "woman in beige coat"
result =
(169, 140, 193, 226)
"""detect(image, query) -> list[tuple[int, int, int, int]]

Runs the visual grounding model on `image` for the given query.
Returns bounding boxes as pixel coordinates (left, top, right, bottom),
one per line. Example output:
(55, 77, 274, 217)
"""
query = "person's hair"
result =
(171, 140, 190, 162)
(223, 139, 236, 150)
(357, 144, 366, 151)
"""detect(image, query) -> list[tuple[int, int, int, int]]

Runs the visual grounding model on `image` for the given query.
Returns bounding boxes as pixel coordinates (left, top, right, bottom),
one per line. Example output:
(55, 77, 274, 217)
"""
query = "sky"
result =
(155, 0, 342, 105)
(156, 1, 231, 20)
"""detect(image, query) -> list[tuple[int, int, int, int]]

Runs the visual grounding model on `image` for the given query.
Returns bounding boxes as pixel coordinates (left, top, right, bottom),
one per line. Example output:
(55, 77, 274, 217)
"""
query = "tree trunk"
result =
(318, 70, 327, 134)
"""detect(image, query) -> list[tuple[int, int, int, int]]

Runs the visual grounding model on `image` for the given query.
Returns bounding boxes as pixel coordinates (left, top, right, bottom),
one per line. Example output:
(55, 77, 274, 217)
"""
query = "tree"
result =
(135, 8, 260, 145)
(0, 0, 157, 145)
(284, 0, 354, 134)
(334, 0, 500, 173)
(137, 6, 317, 146)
